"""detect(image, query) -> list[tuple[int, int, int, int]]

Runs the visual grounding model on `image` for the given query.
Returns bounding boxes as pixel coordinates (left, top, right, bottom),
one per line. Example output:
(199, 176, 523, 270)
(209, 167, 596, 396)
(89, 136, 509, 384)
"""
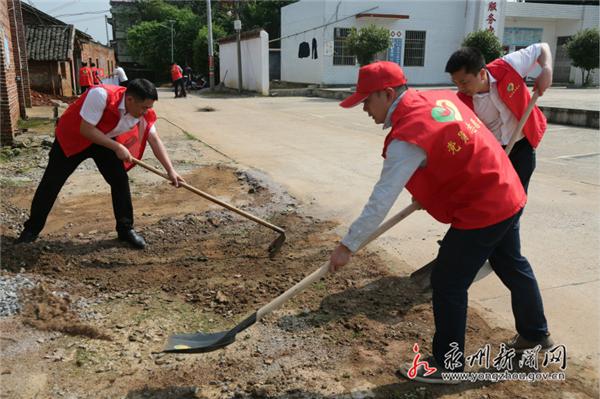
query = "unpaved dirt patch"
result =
(1, 128, 598, 398)
(21, 284, 111, 340)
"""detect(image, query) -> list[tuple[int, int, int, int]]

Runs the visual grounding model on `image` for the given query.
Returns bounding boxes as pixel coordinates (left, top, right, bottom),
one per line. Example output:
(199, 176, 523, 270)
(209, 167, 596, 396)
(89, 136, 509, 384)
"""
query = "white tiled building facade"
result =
(280, 0, 599, 86)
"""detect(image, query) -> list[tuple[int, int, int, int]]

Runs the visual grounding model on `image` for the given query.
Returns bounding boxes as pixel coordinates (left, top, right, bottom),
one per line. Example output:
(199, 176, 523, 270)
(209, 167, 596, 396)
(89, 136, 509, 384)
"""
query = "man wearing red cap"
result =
(329, 61, 551, 384)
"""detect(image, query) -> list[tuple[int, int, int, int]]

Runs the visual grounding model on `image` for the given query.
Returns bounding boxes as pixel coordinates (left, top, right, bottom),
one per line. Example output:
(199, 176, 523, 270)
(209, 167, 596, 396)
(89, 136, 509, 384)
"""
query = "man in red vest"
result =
(328, 62, 551, 384)
(445, 43, 552, 193)
(78, 62, 93, 94)
(90, 62, 101, 86)
(171, 62, 186, 98)
(16, 79, 184, 249)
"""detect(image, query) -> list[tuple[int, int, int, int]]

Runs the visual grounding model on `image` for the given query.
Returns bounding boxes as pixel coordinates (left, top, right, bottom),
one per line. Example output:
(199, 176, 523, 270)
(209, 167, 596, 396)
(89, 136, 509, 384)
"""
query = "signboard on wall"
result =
(503, 27, 543, 47)
(388, 37, 403, 65)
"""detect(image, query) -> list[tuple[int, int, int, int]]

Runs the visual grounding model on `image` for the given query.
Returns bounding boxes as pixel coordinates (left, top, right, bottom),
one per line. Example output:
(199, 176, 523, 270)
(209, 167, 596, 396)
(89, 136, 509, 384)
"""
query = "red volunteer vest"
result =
(383, 89, 526, 229)
(457, 59, 547, 148)
(171, 65, 182, 81)
(91, 67, 101, 85)
(79, 67, 93, 86)
(55, 85, 157, 171)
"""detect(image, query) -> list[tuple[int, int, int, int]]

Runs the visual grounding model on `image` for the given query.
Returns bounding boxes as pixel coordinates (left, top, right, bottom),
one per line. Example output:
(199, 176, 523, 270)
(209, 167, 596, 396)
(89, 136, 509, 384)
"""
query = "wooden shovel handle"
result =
(256, 202, 420, 320)
(504, 91, 539, 156)
(131, 158, 285, 234)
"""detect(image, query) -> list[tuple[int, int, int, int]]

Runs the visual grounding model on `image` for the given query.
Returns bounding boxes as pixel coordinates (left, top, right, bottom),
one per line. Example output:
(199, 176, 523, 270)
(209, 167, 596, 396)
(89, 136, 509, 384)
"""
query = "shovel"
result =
(132, 158, 286, 258)
(410, 90, 540, 290)
(163, 202, 421, 353)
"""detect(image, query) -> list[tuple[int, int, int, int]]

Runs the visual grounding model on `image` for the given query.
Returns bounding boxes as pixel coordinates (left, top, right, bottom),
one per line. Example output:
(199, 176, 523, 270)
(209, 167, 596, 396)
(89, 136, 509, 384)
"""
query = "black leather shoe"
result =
(16, 229, 38, 244)
(118, 229, 146, 249)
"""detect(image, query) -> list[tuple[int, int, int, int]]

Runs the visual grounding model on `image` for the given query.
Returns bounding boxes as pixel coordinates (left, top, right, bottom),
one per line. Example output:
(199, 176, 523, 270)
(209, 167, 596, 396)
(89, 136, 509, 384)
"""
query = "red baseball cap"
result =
(339, 61, 407, 108)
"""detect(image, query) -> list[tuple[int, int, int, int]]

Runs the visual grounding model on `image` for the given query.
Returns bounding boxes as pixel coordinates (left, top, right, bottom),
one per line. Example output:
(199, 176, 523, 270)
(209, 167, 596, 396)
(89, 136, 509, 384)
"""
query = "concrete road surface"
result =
(155, 91, 599, 368)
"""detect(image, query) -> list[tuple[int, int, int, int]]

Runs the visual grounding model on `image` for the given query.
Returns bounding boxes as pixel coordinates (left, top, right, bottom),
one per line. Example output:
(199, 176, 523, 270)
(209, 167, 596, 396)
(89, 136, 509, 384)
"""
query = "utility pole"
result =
(206, 0, 215, 90)
(168, 19, 176, 63)
(234, 1, 243, 93)
(104, 15, 110, 45)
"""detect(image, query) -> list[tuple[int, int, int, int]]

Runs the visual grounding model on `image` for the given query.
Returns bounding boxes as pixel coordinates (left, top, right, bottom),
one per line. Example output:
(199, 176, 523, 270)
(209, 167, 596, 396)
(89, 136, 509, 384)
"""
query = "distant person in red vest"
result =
(90, 62, 101, 85)
(170, 62, 186, 98)
(327, 62, 551, 384)
(78, 62, 93, 94)
(445, 43, 553, 193)
(16, 79, 184, 249)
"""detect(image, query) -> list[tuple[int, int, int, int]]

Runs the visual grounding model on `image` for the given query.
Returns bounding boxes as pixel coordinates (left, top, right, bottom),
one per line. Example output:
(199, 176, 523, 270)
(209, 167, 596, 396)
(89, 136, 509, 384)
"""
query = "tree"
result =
(346, 24, 391, 66)
(565, 28, 599, 87)
(462, 29, 503, 63)
(127, 0, 201, 77)
(126, 0, 295, 81)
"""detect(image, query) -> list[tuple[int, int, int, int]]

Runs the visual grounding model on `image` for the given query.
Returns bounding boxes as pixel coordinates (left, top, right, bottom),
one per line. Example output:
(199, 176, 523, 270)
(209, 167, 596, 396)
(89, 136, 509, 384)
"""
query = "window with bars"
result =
(404, 31, 426, 67)
(333, 27, 356, 66)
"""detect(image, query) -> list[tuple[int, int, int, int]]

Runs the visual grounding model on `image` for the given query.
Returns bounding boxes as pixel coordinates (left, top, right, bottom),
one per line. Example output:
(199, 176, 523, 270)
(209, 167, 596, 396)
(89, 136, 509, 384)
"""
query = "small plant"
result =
(346, 24, 391, 66)
(462, 29, 503, 63)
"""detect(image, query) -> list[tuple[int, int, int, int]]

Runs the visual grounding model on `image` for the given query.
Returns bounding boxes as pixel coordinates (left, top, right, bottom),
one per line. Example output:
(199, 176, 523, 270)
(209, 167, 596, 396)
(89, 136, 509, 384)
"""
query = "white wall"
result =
(506, 2, 599, 86)
(219, 30, 269, 95)
(280, 1, 326, 84)
(280, 0, 473, 86)
(280, 0, 599, 87)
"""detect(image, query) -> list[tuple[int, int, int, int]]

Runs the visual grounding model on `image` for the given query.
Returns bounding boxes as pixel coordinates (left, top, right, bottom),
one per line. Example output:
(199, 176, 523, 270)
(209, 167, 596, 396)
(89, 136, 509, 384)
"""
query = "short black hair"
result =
(90, 62, 96, 67)
(445, 47, 486, 75)
(125, 78, 158, 101)
(82, 62, 87, 66)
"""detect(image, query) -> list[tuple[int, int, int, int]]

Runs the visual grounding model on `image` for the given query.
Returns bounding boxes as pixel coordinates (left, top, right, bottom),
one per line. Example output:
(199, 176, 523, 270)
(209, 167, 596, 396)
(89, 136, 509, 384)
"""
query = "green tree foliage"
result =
(565, 28, 599, 87)
(239, 1, 294, 46)
(126, 0, 295, 81)
(127, 1, 201, 77)
(462, 29, 503, 63)
(346, 24, 391, 66)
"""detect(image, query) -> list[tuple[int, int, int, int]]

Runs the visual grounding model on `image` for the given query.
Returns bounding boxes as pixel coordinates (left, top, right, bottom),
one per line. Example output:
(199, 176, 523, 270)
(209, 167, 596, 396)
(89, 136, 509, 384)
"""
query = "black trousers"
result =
(507, 137, 536, 194)
(431, 209, 548, 371)
(23, 141, 134, 236)
(119, 80, 129, 88)
(173, 78, 186, 97)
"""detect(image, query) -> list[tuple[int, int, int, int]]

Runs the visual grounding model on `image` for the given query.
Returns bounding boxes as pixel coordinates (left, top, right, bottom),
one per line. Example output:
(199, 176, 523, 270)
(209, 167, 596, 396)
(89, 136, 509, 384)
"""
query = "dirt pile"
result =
(20, 284, 111, 340)
(30, 89, 77, 107)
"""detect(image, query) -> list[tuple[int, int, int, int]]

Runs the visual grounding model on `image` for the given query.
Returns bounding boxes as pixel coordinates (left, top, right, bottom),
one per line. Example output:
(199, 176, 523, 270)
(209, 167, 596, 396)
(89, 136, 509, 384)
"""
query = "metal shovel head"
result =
(267, 233, 286, 259)
(410, 259, 494, 291)
(163, 312, 257, 354)
(164, 330, 235, 354)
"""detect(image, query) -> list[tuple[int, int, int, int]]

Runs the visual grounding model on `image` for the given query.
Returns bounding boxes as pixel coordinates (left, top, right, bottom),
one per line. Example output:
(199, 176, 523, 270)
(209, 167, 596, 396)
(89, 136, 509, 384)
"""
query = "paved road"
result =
(155, 91, 599, 367)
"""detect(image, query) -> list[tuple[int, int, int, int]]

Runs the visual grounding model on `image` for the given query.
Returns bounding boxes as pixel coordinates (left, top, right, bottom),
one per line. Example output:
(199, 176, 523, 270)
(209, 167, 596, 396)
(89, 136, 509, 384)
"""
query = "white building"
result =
(280, 0, 599, 86)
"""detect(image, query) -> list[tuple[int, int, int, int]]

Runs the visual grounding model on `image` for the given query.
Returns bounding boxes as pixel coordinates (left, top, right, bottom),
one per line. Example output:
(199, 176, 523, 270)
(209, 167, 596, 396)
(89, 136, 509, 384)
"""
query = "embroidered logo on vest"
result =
(431, 100, 463, 123)
(507, 82, 520, 98)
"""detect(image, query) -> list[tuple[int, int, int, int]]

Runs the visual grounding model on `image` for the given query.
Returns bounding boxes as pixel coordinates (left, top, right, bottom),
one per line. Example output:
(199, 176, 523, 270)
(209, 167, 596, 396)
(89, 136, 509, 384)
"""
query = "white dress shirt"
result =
(114, 66, 128, 83)
(473, 43, 542, 145)
(79, 87, 156, 138)
(341, 92, 427, 252)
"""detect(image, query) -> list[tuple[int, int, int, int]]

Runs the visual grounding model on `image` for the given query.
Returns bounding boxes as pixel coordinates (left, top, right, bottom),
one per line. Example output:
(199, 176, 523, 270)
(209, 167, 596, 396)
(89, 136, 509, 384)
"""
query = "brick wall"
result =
(1, 0, 20, 145)
(81, 41, 115, 80)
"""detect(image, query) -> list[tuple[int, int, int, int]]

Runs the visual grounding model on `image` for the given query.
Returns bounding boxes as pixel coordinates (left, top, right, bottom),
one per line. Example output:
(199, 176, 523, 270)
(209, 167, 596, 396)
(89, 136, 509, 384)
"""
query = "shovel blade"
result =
(163, 330, 235, 354)
(163, 313, 257, 354)
(267, 233, 286, 259)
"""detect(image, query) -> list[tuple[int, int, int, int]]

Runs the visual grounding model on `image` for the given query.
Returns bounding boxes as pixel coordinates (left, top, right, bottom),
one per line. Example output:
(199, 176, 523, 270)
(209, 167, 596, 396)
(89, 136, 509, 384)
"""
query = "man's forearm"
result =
(79, 120, 120, 152)
(538, 43, 553, 70)
(148, 134, 175, 173)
